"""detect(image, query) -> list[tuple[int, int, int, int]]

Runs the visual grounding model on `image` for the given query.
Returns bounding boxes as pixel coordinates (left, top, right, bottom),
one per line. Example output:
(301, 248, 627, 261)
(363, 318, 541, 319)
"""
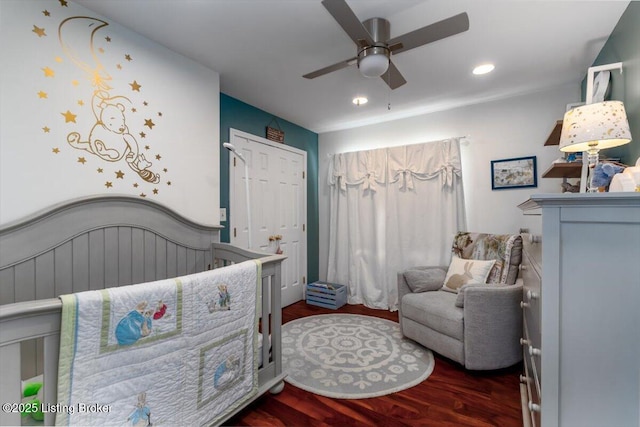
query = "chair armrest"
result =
(462, 278, 524, 370)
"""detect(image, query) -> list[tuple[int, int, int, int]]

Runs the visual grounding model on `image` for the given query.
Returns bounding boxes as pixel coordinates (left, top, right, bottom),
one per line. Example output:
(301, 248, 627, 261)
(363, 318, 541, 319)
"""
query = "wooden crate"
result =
(306, 281, 347, 310)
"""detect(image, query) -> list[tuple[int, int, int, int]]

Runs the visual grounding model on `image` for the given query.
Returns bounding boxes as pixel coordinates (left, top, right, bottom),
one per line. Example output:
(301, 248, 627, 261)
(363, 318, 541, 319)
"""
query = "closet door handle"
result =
(520, 301, 530, 308)
(527, 290, 539, 300)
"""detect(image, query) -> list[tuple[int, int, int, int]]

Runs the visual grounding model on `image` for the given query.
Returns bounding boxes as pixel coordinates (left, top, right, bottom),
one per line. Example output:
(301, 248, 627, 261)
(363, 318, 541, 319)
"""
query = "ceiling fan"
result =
(303, 0, 470, 89)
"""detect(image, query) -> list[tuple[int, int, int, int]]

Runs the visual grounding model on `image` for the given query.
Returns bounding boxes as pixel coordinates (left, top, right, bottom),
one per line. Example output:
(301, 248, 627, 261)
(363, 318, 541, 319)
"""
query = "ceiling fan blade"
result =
(303, 57, 357, 79)
(387, 12, 469, 55)
(381, 61, 407, 90)
(321, 0, 374, 47)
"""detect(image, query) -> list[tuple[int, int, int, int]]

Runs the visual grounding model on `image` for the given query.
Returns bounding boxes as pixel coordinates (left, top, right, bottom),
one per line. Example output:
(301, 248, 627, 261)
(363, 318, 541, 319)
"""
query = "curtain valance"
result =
(329, 139, 461, 192)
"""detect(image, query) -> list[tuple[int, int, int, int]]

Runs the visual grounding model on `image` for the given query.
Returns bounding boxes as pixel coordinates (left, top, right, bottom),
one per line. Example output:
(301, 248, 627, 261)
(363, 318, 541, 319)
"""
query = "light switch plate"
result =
(220, 208, 227, 222)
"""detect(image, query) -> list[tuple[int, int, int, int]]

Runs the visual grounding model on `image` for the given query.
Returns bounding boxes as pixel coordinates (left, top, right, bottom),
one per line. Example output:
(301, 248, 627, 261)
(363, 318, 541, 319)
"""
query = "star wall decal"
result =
(32, 25, 46, 37)
(31, 8, 171, 200)
(61, 110, 77, 123)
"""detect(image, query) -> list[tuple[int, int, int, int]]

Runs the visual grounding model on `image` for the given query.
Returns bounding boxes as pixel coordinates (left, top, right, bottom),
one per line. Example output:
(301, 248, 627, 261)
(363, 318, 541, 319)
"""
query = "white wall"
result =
(0, 0, 220, 226)
(318, 84, 580, 280)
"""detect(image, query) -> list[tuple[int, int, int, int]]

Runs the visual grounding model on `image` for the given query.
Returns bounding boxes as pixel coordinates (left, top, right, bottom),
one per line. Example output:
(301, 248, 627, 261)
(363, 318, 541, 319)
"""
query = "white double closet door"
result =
(228, 128, 307, 307)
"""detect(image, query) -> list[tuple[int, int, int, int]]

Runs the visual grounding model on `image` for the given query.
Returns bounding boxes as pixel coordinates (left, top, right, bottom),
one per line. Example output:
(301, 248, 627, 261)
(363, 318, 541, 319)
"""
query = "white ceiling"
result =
(74, 0, 629, 134)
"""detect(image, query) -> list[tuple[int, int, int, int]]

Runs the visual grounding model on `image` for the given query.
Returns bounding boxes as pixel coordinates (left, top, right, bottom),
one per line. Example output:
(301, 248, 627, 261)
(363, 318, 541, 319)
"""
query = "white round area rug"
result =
(281, 314, 435, 399)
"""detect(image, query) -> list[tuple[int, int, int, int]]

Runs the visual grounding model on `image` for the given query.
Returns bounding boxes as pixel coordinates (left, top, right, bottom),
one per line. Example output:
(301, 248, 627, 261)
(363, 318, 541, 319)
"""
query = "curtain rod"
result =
(326, 136, 472, 157)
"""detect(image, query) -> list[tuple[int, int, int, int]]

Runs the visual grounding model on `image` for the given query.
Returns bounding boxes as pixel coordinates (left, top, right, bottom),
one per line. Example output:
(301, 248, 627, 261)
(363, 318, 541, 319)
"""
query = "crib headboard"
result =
(0, 196, 287, 426)
(0, 195, 221, 305)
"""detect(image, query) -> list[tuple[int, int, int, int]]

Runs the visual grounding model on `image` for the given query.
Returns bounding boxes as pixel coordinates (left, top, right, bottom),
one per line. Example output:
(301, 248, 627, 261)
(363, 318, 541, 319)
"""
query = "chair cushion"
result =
(401, 291, 463, 341)
(404, 268, 446, 293)
(451, 232, 523, 284)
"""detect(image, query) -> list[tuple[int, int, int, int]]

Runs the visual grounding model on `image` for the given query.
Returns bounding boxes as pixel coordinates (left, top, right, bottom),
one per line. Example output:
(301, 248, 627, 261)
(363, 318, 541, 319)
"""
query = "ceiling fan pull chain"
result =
(387, 74, 392, 110)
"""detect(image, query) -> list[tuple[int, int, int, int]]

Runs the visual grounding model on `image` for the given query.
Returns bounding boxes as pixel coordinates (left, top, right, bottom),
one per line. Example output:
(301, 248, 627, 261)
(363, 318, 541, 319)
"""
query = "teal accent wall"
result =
(583, 2, 640, 164)
(220, 93, 319, 283)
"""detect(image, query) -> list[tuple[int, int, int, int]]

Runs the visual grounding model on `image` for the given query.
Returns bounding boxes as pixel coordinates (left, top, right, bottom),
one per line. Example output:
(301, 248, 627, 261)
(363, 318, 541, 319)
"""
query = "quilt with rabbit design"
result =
(56, 260, 260, 426)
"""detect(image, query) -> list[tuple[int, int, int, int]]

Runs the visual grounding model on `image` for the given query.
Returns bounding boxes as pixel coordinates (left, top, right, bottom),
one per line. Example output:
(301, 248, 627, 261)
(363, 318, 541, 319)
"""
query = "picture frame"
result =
(491, 156, 537, 190)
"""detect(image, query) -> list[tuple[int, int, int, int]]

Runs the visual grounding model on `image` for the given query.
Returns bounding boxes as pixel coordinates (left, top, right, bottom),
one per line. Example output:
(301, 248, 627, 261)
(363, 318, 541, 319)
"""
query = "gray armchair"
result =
(397, 232, 523, 370)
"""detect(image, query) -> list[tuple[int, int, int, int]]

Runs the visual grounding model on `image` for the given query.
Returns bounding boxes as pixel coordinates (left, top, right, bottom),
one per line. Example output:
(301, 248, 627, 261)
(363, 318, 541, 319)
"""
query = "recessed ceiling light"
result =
(352, 96, 368, 106)
(472, 63, 495, 75)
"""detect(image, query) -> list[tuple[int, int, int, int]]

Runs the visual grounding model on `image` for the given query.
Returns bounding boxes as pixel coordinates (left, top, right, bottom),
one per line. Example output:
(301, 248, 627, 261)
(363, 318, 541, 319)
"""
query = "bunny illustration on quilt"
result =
(115, 301, 154, 346)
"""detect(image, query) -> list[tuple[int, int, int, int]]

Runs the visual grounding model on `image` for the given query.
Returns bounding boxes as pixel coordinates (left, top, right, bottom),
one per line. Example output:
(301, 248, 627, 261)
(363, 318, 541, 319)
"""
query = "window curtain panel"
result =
(327, 139, 466, 311)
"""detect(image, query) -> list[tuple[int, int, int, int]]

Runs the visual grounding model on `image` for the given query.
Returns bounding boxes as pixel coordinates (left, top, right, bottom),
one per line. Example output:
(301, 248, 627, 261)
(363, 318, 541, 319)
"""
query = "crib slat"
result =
(261, 277, 269, 366)
(43, 333, 60, 426)
(271, 263, 283, 376)
(0, 342, 22, 426)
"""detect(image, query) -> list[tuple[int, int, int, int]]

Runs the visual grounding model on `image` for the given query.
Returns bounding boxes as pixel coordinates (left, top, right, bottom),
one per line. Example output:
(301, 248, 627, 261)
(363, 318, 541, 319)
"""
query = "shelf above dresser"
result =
(541, 162, 582, 178)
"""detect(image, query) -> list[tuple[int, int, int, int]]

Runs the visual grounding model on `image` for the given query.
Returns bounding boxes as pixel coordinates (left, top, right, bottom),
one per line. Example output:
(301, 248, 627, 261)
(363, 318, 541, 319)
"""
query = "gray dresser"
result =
(519, 193, 640, 427)
(520, 234, 542, 427)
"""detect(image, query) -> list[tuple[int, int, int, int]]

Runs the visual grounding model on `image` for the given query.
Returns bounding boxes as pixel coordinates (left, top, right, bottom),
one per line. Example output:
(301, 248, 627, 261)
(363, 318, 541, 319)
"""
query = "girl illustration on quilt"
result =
(115, 301, 154, 346)
(127, 392, 151, 427)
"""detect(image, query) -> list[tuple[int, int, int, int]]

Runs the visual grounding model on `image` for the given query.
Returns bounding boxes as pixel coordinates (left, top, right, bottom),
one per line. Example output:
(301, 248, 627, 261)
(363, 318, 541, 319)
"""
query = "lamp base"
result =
(586, 146, 600, 193)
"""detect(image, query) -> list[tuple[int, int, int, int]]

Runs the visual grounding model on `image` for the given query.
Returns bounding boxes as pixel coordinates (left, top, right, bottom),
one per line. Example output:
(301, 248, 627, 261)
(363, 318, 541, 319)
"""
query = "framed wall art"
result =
(491, 156, 537, 190)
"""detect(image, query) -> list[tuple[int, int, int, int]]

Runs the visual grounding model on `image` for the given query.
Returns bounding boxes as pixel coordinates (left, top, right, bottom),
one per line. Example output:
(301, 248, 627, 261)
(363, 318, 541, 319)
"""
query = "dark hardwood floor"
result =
(225, 301, 523, 427)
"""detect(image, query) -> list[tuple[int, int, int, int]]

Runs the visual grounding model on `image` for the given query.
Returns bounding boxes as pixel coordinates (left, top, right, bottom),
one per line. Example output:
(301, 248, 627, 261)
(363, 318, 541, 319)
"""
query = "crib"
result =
(0, 196, 286, 426)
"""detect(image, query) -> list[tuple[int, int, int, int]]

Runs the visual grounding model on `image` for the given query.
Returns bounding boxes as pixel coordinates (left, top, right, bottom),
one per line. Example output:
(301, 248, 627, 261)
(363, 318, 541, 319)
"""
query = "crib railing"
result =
(0, 243, 285, 426)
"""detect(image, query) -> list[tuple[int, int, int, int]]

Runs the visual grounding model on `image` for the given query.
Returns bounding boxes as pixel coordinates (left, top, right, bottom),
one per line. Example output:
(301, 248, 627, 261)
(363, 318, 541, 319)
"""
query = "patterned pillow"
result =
(441, 256, 495, 293)
(451, 232, 523, 285)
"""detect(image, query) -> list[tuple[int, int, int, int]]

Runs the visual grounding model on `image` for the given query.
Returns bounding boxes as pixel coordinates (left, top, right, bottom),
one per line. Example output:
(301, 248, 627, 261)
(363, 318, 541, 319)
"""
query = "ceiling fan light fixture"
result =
(352, 96, 368, 106)
(358, 46, 390, 78)
(472, 63, 495, 75)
